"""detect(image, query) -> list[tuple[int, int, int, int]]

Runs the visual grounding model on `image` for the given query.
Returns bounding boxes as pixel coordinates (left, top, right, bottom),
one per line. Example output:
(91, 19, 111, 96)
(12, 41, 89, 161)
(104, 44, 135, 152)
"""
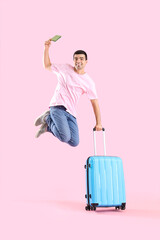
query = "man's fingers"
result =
(45, 40, 51, 44)
(96, 127, 103, 131)
(44, 40, 51, 47)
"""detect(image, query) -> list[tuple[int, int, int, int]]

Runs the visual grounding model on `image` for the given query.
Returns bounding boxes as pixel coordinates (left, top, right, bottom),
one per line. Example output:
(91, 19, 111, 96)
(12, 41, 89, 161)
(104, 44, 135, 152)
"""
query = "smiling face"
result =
(73, 54, 88, 71)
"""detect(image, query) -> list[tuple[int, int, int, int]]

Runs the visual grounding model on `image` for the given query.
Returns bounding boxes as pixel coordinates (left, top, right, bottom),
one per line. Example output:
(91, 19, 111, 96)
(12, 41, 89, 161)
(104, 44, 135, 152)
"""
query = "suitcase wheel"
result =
(115, 203, 126, 210)
(85, 205, 96, 211)
(91, 206, 96, 211)
(115, 206, 120, 210)
(85, 205, 91, 211)
(121, 203, 126, 210)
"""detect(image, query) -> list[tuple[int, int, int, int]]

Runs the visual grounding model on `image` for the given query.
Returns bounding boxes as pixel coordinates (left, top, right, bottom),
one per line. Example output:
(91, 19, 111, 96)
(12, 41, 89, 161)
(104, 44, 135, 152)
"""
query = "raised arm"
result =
(43, 39, 52, 71)
(90, 99, 102, 131)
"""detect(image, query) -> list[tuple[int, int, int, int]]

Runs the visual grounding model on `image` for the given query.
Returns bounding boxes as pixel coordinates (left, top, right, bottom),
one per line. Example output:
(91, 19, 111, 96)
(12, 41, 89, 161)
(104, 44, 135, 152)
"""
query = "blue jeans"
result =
(46, 106, 79, 147)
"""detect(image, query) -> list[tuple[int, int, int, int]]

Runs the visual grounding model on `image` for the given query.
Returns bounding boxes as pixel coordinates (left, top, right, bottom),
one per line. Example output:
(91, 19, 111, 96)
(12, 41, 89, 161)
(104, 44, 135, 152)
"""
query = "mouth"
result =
(76, 63, 82, 67)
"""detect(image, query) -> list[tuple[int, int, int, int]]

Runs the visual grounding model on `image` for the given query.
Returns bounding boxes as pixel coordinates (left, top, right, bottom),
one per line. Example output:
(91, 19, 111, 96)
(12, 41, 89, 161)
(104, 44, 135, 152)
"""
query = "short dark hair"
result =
(73, 50, 88, 60)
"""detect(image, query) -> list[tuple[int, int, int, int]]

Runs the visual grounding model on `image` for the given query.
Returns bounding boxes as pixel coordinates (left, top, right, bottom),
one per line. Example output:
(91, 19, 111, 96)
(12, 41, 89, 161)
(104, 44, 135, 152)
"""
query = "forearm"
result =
(91, 99, 102, 124)
(43, 47, 51, 68)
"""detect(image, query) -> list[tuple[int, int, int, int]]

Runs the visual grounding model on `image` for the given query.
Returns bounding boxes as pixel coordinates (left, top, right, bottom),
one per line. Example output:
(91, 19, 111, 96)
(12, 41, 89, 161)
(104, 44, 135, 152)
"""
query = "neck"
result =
(74, 67, 85, 75)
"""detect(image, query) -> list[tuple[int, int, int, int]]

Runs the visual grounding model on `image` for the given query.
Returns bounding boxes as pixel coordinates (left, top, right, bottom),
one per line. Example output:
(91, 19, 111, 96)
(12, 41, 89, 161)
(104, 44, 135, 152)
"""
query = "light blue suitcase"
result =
(84, 128, 126, 211)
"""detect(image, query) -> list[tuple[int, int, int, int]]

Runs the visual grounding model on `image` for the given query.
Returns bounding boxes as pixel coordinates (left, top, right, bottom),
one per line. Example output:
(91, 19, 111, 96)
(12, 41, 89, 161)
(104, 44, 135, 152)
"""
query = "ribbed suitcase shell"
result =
(85, 156, 126, 208)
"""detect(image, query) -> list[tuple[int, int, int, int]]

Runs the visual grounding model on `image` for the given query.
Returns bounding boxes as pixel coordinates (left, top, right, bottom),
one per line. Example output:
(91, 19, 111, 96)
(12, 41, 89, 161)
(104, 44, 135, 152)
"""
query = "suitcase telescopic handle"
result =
(93, 127, 106, 156)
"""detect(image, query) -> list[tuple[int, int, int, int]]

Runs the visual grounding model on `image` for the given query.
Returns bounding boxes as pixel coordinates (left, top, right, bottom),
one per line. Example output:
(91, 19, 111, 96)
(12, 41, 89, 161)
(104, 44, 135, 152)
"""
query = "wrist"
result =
(44, 46, 50, 50)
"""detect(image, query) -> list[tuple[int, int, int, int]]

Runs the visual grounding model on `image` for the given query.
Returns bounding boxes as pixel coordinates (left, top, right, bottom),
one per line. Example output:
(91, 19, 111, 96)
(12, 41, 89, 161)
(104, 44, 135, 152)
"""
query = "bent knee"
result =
(69, 139, 79, 147)
(60, 134, 71, 143)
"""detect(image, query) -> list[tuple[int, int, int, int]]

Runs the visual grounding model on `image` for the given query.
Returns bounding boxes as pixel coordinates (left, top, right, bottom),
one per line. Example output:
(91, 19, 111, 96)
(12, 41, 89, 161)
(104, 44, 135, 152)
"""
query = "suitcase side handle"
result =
(93, 127, 106, 156)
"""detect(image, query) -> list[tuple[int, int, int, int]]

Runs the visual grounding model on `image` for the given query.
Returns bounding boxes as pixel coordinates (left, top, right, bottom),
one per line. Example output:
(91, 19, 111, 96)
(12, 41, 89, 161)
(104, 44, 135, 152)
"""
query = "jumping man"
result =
(34, 39, 103, 147)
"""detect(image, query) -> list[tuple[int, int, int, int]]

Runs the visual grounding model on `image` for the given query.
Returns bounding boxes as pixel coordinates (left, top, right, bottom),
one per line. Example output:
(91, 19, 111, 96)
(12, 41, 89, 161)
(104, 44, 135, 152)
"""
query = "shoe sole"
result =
(35, 124, 47, 138)
(34, 117, 43, 126)
(34, 111, 50, 126)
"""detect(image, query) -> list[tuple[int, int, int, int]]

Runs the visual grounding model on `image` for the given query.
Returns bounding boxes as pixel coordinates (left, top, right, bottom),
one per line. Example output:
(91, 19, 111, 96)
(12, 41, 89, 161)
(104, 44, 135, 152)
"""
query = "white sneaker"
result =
(35, 123, 48, 138)
(34, 110, 50, 126)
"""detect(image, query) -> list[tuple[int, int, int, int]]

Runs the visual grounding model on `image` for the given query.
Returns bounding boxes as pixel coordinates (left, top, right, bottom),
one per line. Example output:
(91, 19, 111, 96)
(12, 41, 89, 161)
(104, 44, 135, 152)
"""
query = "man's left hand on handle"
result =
(94, 124, 103, 131)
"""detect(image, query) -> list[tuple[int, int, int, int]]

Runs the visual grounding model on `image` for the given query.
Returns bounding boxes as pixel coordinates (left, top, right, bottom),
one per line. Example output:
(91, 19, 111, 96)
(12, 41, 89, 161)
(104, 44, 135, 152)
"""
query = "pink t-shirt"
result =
(49, 63, 98, 118)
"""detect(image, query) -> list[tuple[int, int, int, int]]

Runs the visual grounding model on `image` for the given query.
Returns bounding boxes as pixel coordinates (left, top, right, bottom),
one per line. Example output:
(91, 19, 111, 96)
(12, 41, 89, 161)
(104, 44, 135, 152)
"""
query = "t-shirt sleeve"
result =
(50, 63, 67, 74)
(86, 81, 98, 99)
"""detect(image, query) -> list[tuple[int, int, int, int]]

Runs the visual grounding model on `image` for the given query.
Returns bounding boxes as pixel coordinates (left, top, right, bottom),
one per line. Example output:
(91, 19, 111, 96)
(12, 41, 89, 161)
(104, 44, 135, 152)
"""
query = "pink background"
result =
(0, 0, 160, 239)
